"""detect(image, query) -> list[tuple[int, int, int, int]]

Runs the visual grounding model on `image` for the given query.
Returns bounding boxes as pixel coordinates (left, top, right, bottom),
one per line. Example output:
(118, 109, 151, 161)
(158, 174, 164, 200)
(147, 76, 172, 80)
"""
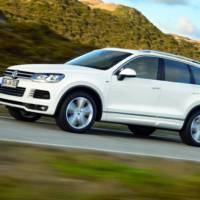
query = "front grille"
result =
(33, 90, 50, 99)
(4, 70, 34, 79)
(0, 86, 26, 97)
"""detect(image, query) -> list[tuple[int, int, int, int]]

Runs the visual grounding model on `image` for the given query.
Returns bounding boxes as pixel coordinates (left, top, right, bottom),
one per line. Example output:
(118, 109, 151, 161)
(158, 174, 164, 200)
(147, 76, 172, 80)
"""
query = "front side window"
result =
(67, 50, 131, 70)
(164, 59, 191, 84)
(122, 57, 159, 80)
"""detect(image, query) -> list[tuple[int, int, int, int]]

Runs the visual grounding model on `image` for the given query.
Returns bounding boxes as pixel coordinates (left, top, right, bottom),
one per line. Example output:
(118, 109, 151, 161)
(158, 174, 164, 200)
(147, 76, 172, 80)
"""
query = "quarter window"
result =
(123, 57, 159, 80)
(164, 59, 191, 84)
(190, 66, 200, 85)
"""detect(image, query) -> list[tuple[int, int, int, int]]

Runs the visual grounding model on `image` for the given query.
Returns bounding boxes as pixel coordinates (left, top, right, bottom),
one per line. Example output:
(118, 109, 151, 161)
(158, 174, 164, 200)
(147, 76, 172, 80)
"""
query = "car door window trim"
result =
(114, 55, 161, 80)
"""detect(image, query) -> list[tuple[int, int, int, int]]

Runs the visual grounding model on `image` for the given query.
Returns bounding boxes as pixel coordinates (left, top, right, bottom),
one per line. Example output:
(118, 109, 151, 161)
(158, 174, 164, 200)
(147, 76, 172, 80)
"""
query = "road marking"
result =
(0, 138, 199, 163)
(1, 115, 199, 163)
(0, 115, 13, 120)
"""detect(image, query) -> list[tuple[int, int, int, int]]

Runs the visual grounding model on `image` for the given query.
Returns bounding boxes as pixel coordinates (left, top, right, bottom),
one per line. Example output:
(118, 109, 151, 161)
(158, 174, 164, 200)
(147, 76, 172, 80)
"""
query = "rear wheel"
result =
(128, 125, 155, 137)
(55, 92, 97, 133)
(7, 107, 41, 122)
(180, 111, 200, 147)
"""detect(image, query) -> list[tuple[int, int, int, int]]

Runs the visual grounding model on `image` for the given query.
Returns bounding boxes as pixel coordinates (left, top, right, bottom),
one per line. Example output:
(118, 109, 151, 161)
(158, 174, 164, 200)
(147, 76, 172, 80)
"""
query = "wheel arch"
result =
(55, 85, 103, 121)
(183, 105, 200, 129)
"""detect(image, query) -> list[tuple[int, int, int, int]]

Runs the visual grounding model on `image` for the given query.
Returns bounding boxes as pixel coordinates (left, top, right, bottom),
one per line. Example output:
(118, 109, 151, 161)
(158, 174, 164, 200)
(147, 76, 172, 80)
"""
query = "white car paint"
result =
(0, 77, 2, 85)
(1, 48, 200, 131)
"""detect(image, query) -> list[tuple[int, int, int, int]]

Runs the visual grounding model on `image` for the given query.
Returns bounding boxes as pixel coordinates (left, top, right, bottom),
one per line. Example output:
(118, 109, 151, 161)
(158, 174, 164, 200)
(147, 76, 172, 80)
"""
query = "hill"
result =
(80, 0, 117, 11)
(0, 10, 92, 74)
(0, 15, 92, 74)
(171, 34, 200, 47)
(0, 0, 199, 74)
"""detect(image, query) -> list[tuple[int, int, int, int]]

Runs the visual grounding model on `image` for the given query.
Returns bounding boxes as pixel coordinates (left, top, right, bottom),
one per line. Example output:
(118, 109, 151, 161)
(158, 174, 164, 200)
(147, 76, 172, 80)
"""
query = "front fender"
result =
(53, 80, 107, 114)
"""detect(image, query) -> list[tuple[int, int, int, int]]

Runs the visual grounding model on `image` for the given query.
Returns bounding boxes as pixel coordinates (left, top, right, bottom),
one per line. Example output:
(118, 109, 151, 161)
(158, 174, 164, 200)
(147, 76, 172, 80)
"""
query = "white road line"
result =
(0, 115, 13, 120)
(0, 138, 199, 163)
(1, 115, 199, 163)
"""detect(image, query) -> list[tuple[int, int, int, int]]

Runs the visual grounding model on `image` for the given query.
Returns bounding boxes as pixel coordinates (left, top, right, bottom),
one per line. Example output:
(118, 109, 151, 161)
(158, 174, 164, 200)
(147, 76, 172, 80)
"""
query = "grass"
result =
(0, 142, 200, 200)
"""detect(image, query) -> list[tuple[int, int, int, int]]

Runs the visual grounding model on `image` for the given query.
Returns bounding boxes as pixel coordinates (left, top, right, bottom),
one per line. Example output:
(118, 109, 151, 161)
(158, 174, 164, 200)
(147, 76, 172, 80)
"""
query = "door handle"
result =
(152, 87, 160, 90)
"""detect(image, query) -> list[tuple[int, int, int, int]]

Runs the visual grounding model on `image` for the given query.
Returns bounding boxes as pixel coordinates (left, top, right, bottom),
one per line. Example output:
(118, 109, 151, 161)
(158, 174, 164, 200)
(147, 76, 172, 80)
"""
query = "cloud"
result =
(153, 0, 188, 5)
(177, 16, 197, 34)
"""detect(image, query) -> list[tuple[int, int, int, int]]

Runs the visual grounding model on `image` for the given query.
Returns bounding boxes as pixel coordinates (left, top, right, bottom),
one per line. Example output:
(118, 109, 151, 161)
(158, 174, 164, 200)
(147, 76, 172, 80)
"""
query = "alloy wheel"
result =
(66, 97, 94, 129)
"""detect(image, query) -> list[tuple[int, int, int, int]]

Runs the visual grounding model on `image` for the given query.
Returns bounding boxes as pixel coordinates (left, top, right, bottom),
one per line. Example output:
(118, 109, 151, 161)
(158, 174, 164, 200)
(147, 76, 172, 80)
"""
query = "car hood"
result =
(8, 64, 103, 74)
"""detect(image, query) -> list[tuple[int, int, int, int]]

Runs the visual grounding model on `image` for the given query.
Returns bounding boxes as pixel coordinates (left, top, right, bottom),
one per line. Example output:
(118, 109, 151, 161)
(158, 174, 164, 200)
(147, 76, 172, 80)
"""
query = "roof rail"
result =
(141, 50, 200, 65)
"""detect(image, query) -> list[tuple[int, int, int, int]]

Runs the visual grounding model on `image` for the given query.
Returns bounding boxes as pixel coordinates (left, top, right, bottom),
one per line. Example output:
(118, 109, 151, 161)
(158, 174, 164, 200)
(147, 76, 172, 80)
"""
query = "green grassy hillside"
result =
(0, 0, 199, 74)
(0, 11, 92, 74)
(1, 142, 200, 200)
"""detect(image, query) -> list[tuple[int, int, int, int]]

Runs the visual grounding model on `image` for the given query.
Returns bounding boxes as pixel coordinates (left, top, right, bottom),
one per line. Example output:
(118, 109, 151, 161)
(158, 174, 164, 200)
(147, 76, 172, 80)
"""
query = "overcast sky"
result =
(105, 0, 200, 40)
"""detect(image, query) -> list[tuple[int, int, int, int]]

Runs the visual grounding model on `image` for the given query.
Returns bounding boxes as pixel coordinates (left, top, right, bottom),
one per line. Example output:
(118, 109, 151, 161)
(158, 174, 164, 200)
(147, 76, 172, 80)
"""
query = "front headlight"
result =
(32, 74, 65, 83)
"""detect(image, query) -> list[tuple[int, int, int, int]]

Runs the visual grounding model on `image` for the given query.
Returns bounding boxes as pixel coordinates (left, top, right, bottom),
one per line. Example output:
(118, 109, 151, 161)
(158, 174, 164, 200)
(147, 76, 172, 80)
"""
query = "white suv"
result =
(1, 48, 200, 146)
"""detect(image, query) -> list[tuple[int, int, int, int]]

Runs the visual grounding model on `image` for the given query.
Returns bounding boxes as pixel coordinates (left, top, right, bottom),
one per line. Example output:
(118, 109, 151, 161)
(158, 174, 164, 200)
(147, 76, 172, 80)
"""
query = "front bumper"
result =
(0, 78, 62, 115)
(0, 98, 48, 112)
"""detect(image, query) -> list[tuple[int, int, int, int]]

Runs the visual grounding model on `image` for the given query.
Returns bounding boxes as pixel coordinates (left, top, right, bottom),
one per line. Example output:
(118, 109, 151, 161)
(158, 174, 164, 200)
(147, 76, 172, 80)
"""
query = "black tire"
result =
(7, 107, 41, 122)
(128, 125, 155, 137)
(55, 92, 97, 133)
(180, 111, 200, 147)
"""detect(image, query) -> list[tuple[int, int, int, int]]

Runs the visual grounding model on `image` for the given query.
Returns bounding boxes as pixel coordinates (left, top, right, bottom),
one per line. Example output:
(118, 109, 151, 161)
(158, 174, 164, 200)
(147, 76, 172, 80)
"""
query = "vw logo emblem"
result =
(12, 71, 18, 79)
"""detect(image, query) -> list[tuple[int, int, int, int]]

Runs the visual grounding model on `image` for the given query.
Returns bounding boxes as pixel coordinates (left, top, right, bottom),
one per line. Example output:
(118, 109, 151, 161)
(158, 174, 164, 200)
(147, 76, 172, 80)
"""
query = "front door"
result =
(157, 58, 195, 121)
(106, 56, 162, 125)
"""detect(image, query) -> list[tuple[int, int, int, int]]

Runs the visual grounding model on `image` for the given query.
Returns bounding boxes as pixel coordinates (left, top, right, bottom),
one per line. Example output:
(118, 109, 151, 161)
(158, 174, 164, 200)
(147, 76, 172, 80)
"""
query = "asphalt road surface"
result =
(0, 116, 200, 162)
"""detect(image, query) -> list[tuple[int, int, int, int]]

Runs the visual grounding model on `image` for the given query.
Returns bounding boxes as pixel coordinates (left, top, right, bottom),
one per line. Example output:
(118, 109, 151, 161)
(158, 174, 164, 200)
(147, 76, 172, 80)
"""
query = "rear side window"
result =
(190, 66, 200, 85)
(123, 57, 159, 80)
(164, 59, 191, 84)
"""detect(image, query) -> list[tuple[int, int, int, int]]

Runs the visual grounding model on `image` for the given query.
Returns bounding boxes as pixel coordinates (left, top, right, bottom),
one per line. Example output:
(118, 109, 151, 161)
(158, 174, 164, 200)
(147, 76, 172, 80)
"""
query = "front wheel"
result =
(128, 125, 155, 137)
(7, 107, 41, 122)
(55, 92, 97, 133)
(180, 111, 200, 147)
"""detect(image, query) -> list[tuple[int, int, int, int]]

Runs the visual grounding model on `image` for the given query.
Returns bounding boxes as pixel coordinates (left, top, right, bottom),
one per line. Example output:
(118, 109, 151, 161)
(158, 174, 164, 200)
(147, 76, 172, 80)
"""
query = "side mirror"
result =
(117, 68, 136, 81)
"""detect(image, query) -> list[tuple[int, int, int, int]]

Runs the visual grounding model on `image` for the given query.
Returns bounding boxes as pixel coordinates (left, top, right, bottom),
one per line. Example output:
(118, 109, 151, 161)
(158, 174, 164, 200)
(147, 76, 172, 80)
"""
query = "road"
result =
(0, 116, 200, 162)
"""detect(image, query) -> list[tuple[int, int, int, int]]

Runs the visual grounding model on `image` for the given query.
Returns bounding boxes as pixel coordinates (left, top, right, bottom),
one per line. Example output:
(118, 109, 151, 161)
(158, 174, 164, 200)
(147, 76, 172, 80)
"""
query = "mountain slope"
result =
(0, 0, 164, 49)
(0, 11, 92, 74)
(80, 0, 117, 11)
(0, 0, 199, 74)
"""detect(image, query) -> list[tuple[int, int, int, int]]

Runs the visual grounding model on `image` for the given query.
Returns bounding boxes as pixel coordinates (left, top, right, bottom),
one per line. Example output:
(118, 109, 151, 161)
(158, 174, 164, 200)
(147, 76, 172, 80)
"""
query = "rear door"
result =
(157, 58, 195, 122)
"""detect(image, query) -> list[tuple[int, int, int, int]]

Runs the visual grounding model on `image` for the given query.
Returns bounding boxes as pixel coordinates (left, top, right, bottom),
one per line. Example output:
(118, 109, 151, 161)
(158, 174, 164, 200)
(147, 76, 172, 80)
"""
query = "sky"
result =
(104, 0, 200, 40)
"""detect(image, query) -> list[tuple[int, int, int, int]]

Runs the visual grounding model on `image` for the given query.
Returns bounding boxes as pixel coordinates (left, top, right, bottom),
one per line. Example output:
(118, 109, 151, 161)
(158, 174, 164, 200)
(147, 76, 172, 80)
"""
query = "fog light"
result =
(38, 106, 48, 111)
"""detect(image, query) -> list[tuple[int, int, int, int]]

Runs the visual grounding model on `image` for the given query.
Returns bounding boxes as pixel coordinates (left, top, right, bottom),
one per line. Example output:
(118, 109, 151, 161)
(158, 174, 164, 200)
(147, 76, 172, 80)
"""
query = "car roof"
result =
(103, 47, 200, 67)
(103, 47, 138, 54)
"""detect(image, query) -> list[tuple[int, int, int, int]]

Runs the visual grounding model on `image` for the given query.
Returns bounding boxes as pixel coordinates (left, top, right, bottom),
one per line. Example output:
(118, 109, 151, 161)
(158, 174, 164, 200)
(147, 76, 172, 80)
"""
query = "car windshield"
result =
(66, 50, 132, 70)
